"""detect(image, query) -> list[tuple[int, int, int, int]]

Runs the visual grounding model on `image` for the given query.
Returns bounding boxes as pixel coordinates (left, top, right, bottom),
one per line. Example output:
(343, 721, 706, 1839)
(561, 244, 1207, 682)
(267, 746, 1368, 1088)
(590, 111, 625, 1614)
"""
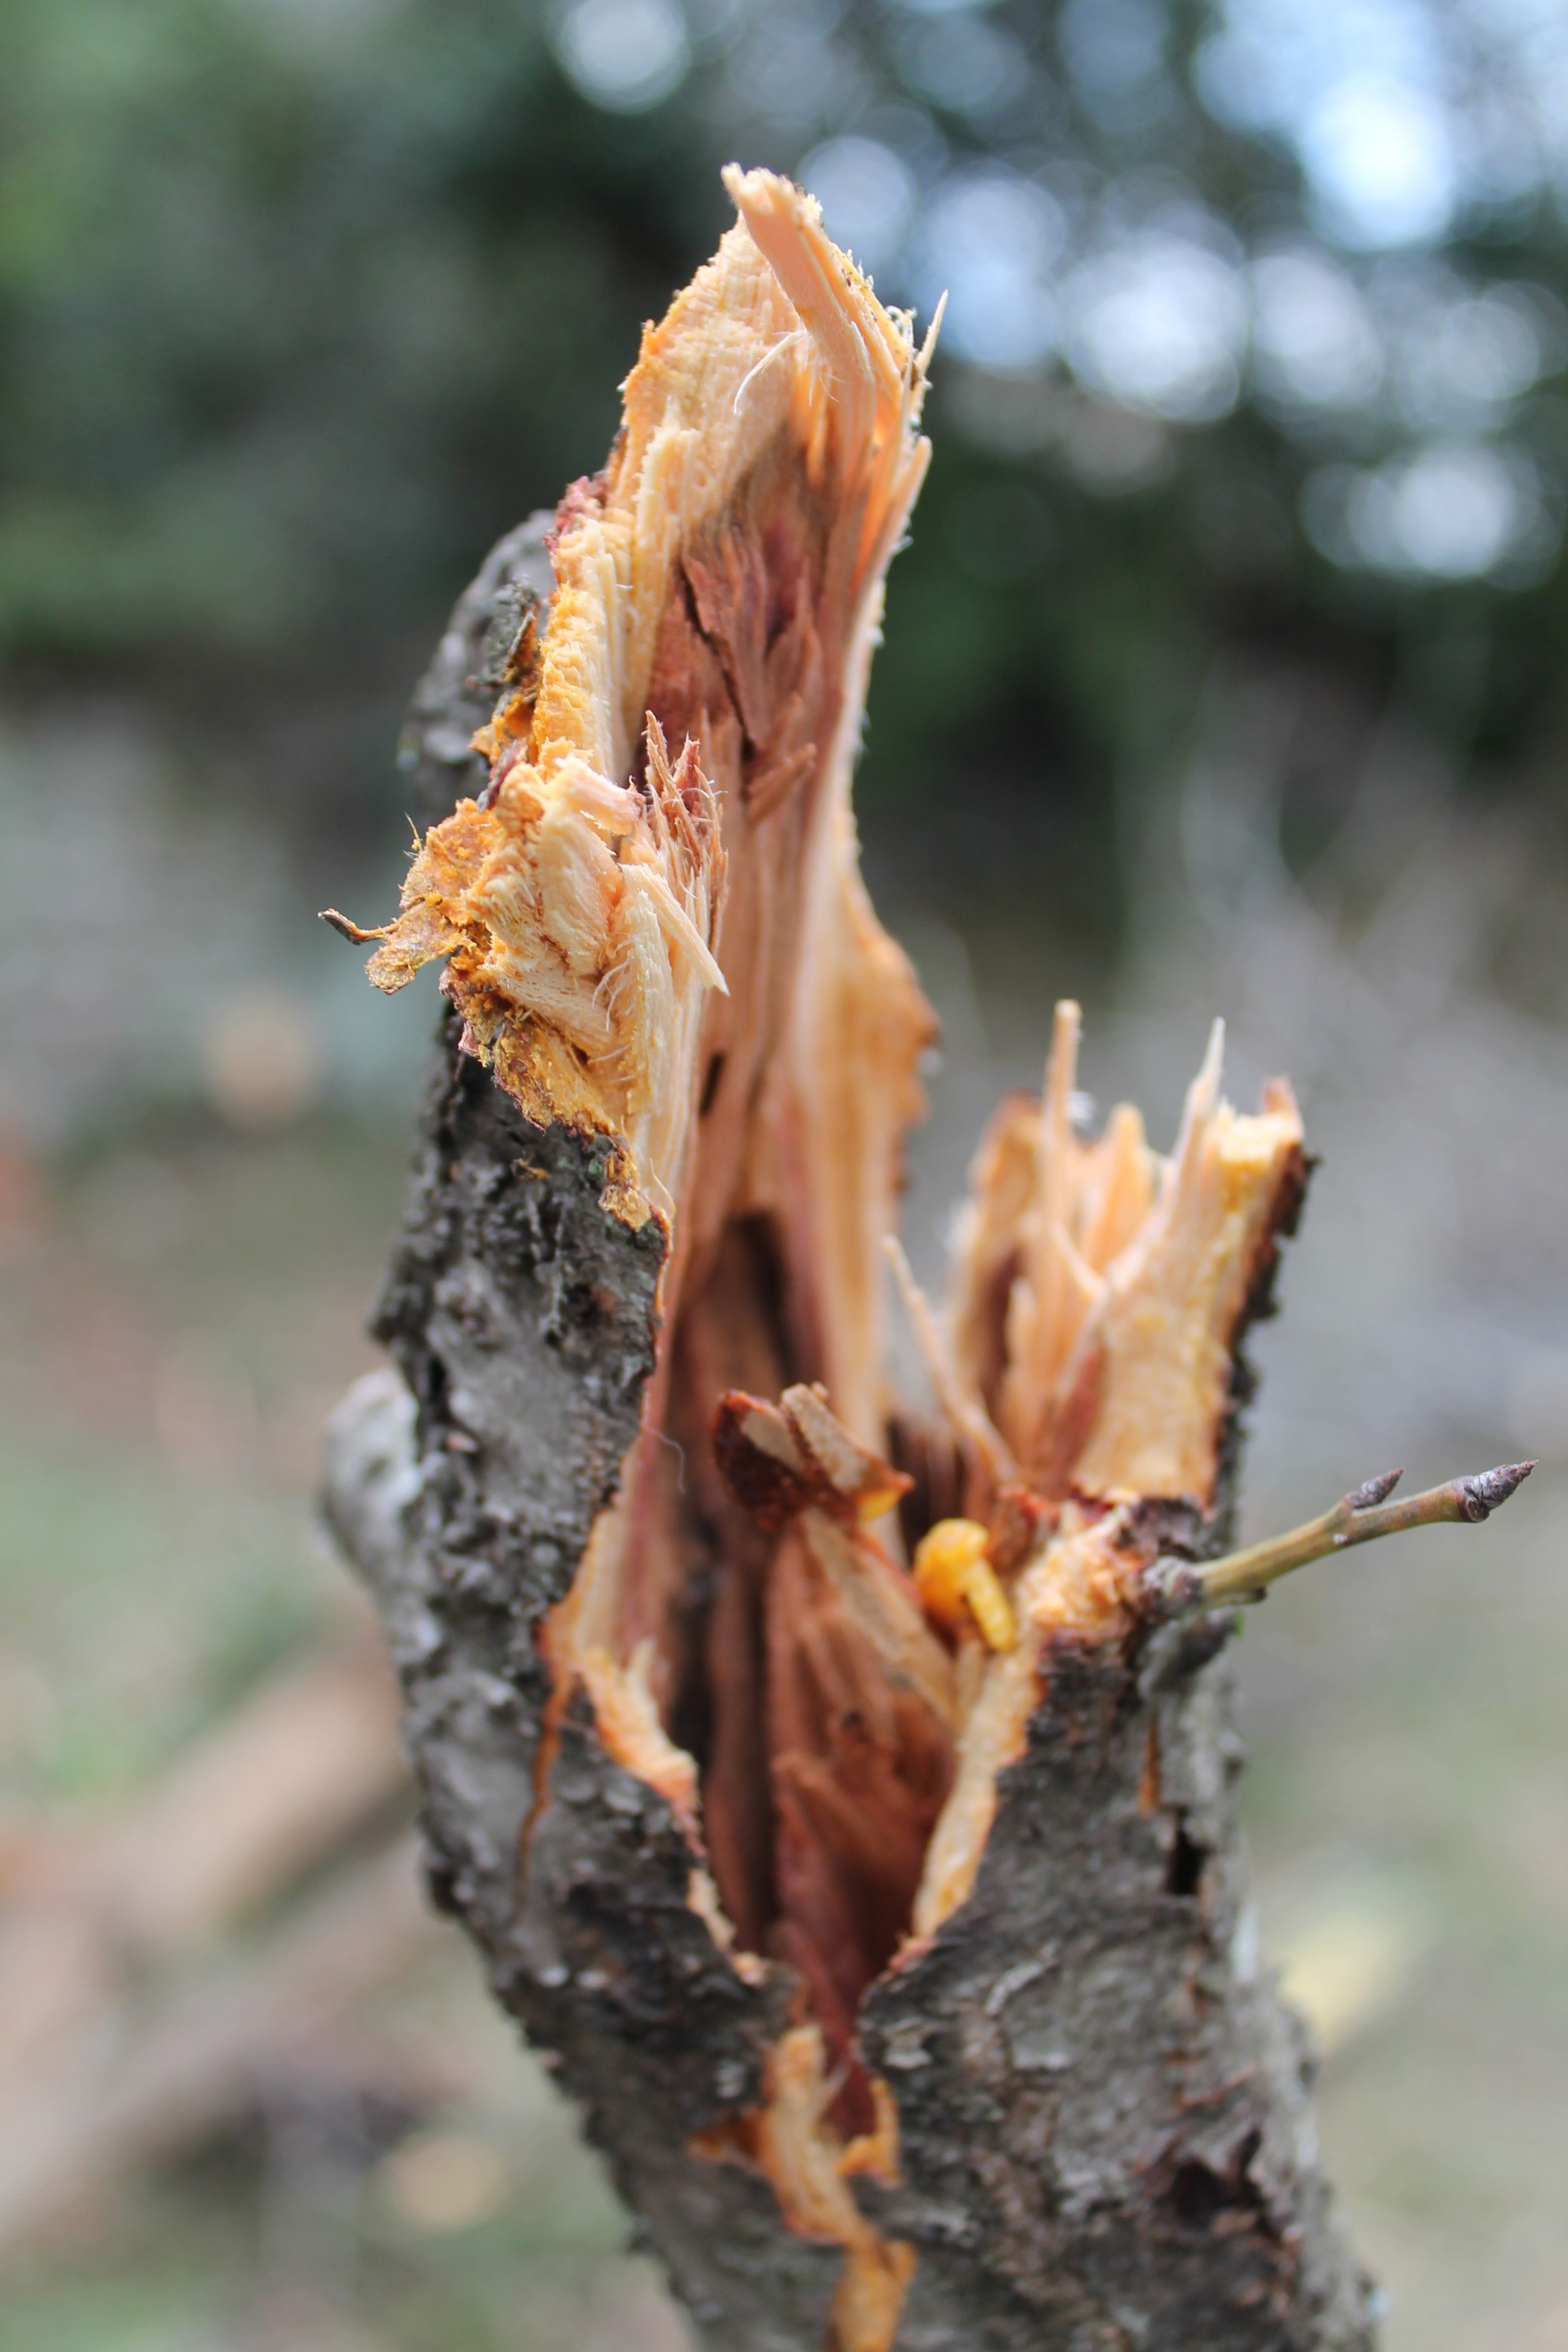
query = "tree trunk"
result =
(324, 171, 1377, 2352)
(323, 565, 1375, 2351)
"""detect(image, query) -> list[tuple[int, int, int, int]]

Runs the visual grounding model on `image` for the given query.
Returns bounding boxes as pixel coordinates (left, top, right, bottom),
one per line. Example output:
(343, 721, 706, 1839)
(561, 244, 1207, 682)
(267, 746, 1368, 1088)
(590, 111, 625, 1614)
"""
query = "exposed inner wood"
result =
(348, 170, 1308, 2348)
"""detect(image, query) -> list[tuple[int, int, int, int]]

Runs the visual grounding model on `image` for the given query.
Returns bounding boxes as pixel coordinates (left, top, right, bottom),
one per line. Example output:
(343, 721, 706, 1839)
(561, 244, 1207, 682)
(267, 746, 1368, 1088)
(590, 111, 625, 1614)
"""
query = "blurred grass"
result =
(0, 1108, 693, 2352)
(0, 1123, 403, 1808)
(2, 847, 1566, 2346)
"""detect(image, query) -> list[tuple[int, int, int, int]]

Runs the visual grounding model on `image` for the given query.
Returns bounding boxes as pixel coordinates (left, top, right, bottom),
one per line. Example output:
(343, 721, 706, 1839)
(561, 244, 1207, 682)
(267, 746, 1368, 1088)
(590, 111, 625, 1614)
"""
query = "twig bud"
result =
(1457, 1460, 1536, 1520)
(1348, 1468, 1404, 1511)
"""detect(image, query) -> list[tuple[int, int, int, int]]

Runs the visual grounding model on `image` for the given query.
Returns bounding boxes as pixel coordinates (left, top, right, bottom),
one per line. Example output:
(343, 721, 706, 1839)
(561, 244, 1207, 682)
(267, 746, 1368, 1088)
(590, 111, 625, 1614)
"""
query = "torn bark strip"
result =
(316, 169, 1529, 2351)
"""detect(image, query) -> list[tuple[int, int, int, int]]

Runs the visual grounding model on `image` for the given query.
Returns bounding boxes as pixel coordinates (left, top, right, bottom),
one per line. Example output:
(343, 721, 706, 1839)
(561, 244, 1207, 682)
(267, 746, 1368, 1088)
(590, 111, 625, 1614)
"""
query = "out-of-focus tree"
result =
(793, 0, 1568, 953)
(3, 0, 1567, 948)
(0, 0, 732, 849)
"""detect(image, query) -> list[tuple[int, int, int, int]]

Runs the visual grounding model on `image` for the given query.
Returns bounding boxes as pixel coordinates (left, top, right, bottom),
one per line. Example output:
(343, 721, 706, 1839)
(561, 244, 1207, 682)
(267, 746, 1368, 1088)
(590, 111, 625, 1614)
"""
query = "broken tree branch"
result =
(307, 167, 1535, 2351)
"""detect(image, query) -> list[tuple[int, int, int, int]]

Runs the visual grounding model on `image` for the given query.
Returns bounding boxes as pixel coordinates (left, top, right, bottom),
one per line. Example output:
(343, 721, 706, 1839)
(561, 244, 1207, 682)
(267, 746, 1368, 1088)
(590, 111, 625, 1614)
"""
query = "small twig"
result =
(319, 907, 383, 944)
(1151, 1460, 1536, 1614)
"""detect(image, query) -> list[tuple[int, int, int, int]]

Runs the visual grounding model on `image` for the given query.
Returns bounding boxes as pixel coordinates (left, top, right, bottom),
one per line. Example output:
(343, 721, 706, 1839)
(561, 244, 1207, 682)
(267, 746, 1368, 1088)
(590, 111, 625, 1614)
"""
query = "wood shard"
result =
(358, 167, 932, 1291)
(953, 1012, 1305, 1507)
(1070, 1046, 1305, 1503)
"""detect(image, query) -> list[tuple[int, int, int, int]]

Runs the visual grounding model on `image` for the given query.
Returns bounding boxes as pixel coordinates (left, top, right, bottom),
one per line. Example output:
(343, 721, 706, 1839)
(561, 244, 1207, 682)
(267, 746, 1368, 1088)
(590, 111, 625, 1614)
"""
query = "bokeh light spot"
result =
(915, 169, 1066, 371)
(1249, 250, 1383, 411)
(801, 136, 918, 278)
(1304, 441, 1551, 577)
(553, 0, 690, 113)
(1066, 234, 1247, 422)
(1302, 73, 1459, 248)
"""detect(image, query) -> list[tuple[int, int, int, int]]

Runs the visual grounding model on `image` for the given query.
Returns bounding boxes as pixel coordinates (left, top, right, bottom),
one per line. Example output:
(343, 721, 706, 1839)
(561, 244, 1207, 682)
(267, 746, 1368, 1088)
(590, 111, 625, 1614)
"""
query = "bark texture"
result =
(858, 1636, 1369, 2349)
(324, 526, 1376, 2352)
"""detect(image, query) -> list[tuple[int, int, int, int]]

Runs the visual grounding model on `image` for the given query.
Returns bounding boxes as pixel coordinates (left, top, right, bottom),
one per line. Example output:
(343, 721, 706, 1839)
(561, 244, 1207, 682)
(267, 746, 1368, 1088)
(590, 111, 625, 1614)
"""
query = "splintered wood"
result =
(343, 173, 1309, 2351)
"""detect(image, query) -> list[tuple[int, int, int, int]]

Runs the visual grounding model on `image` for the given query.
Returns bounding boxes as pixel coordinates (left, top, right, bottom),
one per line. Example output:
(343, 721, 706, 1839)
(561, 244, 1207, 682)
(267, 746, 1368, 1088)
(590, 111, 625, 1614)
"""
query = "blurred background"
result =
(1, 0, 1566, 2345)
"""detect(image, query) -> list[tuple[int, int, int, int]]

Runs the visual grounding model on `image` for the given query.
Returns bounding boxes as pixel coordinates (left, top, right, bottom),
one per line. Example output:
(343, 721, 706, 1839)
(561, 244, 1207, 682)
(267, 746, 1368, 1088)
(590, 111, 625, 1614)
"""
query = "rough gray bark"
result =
(857, 1637, 1371, 2349)
(394, 509, 557, 828)
(324, 529, 1377, 2352)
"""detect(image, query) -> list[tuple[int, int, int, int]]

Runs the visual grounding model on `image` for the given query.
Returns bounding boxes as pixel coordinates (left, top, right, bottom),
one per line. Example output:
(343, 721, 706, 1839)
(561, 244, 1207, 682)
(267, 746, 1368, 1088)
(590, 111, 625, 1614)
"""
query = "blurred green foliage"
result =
(3, 0, 1567, 958)
(0, 0, 723, 665)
